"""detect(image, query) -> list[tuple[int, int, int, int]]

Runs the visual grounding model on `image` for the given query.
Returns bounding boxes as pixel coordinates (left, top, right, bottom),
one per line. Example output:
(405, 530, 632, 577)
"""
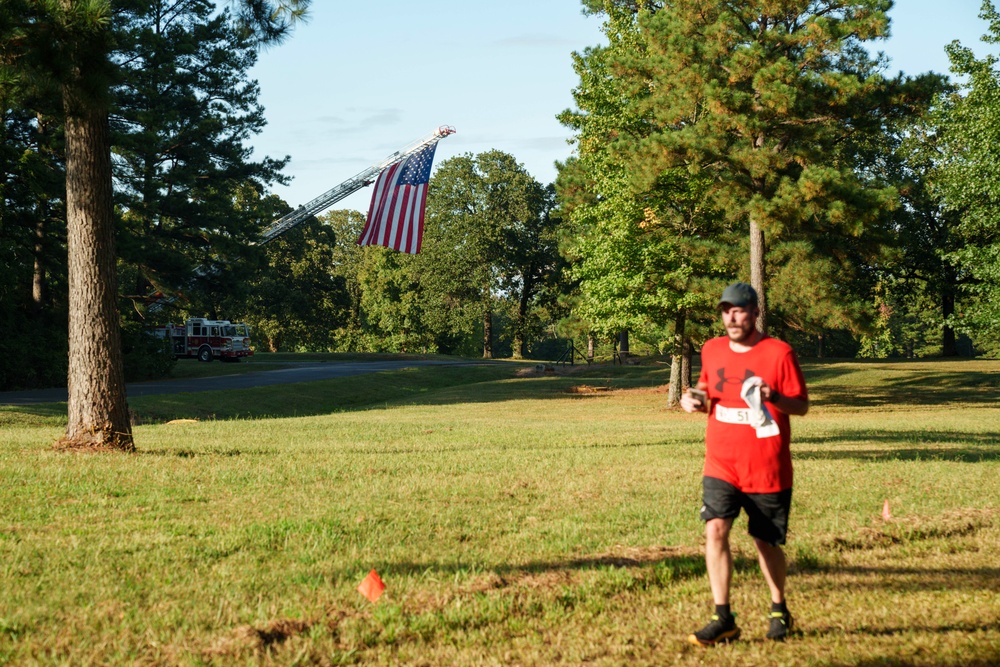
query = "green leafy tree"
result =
(357, 247, 429, 353)
(242, 216, 347, 352)
(768, 240, 868, 353)
(499, 184, 563, 359)
(320, 209, 367, 348)
(876, 114, 964, 357)
(319, 209, 431, 353)
(420, 150, 556, 359)
(936, 0, 1000, 356)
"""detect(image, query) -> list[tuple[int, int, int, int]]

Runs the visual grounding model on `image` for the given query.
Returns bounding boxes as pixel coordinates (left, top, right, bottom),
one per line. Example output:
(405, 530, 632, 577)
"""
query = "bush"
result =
(121, 319, 175, 382)
(0, 309, 68, 391)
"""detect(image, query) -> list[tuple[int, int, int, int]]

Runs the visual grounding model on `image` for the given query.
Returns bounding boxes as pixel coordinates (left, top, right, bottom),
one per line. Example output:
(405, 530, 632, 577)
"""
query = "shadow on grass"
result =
(805, 362, 1000, 408)
(812, 385, 1000, 408)
(121, 366, 659, 424)
(815, 639, 1000, 667)
(803, 565, 1000, 593)
(139, 447, 276, 458)
(795, 443, 1000, 463)
(4, 358, 998, 424)
(365, 551, 775, 587)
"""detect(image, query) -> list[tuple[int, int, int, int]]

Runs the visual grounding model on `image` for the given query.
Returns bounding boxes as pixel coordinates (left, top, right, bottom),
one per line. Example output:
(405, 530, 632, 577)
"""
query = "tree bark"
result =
(750, 216, 767, 335)
(512, 285, 530, 359)
(32, 114, 52, 314)
(619, 329, 630, 358)
(32, 218, 46, 313)
(482, 303, 493, 359)
(667, 309, 686, 407)
(682, 337, 692, 389)
(60, 87, 134, 451)
(587, 334, 595, 362)
(941, 269, 957, 357)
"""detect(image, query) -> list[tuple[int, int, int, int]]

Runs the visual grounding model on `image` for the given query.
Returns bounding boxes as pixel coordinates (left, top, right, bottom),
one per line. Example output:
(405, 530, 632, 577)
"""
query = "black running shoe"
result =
(766, 609, 793, 641)
(687, 613, 740, 646)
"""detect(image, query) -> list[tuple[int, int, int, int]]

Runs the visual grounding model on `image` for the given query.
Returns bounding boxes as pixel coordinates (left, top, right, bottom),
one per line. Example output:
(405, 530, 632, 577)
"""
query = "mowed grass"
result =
(0, 359, 998, 666)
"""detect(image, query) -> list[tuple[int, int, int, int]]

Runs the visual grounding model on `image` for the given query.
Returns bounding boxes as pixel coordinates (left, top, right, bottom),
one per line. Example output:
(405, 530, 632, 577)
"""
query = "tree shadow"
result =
(803, 362, 1000, 407)
(122, 368, 664, 423)
(795, 434, 1000, 462)
(336, 542, 863, 598)
(811, 633, 1000, 667)
(802, 565, 1000, 593)
(811, 384, 1000, 407)
(3, 358, 998, 424)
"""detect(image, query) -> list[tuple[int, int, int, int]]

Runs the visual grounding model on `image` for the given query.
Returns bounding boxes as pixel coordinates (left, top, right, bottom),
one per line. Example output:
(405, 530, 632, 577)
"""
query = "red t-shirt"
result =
(698, 336, 807, 493)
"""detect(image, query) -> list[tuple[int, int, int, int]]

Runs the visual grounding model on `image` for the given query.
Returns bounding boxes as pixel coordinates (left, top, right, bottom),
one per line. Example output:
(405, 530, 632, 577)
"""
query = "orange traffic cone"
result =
(881, 499, 891, 520)
(357, 569, 386, 603)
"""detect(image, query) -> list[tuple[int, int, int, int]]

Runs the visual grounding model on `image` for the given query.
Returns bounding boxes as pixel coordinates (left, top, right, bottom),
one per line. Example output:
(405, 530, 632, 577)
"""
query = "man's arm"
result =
(760, 384, 808, 416)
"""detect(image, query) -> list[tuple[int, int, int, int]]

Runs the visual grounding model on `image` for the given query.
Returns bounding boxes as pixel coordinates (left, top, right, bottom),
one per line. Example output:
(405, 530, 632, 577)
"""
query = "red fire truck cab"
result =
(153, 318, 254, 362)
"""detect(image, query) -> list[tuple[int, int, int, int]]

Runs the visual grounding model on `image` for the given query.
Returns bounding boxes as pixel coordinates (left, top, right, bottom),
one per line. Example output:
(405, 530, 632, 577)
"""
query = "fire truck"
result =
(152, 318, 254, 362)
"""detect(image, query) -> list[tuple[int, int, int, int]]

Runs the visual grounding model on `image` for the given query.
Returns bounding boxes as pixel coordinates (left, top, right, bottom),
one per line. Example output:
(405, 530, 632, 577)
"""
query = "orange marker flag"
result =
(357, 569, 386, 603)
(881, 499, 892, 520)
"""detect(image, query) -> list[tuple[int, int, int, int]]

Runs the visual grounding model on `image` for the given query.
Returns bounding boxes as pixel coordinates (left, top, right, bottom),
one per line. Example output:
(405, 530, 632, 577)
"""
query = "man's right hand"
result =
(680, 389, 707, 413)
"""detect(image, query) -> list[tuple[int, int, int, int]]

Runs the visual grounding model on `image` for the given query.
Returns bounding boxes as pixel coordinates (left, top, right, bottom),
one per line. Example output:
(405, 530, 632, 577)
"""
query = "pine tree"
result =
(112, 1, 289, 314)
(612, 0, 905, 333)
(0, 0, 309, 450)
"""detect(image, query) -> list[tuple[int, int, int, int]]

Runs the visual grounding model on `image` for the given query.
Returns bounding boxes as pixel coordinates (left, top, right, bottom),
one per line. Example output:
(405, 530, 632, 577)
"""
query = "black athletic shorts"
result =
(700, 476, 792, 546)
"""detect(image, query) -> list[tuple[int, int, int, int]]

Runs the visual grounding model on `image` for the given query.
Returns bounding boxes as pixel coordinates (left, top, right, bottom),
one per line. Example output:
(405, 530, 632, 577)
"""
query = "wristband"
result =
(770, 389, 781, 403)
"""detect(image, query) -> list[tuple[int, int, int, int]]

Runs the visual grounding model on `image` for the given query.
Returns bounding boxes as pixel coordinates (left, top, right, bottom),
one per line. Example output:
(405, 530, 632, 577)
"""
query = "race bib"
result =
(714, 401, 780, 438)
(715, 405, 753, 425)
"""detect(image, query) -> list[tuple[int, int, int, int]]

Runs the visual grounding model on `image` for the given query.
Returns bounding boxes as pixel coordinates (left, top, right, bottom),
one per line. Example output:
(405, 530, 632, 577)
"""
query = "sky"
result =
(249, 0, 997, 217)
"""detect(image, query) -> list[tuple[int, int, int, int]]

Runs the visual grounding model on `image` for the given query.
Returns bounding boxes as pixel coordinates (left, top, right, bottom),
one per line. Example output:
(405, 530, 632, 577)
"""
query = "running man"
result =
(680, 282, 809, 645)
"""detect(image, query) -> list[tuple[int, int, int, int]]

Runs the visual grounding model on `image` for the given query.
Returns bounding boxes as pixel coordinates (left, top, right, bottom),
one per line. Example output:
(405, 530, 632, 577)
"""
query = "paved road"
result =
(0, 359, 492, 406)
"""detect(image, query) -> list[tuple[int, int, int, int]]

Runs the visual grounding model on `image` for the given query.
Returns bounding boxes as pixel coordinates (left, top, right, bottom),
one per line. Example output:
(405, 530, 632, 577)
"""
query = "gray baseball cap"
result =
(718, 282, 758, 309)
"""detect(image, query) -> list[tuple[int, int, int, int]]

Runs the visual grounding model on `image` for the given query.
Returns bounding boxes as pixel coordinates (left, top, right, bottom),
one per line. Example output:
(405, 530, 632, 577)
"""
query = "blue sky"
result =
(249, 0, 996, 216)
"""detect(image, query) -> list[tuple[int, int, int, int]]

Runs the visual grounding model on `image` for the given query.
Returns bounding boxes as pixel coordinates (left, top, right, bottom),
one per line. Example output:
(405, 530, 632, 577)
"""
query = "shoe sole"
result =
(687, 627, 741, 646)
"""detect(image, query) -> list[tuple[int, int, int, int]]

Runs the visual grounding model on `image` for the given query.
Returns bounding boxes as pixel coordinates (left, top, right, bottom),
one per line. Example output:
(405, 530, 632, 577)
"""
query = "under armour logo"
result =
(716, 368, 755, 392)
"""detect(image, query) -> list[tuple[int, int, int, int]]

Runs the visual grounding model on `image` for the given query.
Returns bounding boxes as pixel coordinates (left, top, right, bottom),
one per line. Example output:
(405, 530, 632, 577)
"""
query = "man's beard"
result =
(727, 324, 755, 343)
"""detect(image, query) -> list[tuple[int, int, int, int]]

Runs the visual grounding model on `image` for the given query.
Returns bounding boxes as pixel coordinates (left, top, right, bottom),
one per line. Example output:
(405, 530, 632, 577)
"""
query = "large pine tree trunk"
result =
(60, 96, 134, 451)
(750, 216, 768, 335)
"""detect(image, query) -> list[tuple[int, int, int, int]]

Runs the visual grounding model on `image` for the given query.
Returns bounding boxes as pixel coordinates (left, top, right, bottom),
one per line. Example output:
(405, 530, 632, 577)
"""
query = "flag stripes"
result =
(358, 142, 438, 254)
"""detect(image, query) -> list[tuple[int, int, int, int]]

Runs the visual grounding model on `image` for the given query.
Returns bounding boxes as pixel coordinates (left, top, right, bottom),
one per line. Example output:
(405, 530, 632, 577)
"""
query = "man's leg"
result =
(689, 478, 741, 647)
(746, 487, 794, 641)
(753, 538, 786, 604)
(706, 518, 734, 604)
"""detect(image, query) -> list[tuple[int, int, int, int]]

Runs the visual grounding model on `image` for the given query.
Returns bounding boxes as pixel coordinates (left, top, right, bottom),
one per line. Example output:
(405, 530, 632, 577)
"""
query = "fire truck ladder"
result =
(146, 127, 454, 313)
(258, 125, 456, 245)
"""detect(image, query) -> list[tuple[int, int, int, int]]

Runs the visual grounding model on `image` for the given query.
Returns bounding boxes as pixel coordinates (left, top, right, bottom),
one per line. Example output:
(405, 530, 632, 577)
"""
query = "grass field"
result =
(1, 359, 998, 665)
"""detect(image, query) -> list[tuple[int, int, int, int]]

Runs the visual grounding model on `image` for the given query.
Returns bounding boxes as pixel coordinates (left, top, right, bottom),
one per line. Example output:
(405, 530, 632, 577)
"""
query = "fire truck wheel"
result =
(198, 346, 213, 363)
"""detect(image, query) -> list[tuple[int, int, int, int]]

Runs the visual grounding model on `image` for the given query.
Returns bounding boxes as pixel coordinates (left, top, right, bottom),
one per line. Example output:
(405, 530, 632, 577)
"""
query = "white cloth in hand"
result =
(740, 376, 780, 438)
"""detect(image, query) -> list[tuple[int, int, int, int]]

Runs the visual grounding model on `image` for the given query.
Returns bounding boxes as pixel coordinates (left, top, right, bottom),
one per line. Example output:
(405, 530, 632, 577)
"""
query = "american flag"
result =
(357, 142, 439, 254)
